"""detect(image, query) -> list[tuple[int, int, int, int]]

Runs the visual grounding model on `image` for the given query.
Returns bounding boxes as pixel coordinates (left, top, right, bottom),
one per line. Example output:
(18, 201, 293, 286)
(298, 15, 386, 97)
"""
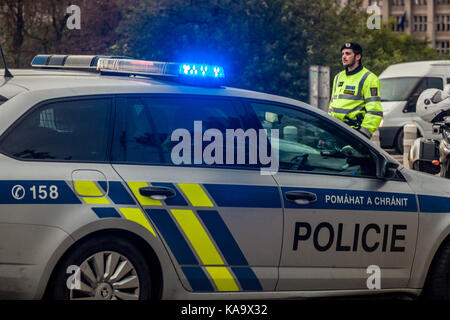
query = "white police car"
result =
(1, 54, 450, 300)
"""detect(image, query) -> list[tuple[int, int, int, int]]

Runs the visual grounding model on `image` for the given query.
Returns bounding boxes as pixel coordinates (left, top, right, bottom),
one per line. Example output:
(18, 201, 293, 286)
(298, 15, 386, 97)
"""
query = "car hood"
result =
(401, 167, 450, 198)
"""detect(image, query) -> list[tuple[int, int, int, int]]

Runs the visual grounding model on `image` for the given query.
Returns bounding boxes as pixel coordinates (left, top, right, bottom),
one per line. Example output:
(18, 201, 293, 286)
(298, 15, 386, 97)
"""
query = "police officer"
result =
(329, 42, 383, 138)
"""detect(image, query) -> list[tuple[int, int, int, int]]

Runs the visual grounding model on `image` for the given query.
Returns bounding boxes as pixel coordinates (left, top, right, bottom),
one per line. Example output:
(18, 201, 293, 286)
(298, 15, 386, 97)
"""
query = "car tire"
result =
(49, 236, 151, 300)
(424, 240, 450, 300)
(394, 129, 404, 155)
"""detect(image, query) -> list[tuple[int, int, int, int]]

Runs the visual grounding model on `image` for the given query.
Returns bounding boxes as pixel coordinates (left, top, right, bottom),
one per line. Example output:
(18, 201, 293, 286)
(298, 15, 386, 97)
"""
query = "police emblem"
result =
(371, 87, 378, 96)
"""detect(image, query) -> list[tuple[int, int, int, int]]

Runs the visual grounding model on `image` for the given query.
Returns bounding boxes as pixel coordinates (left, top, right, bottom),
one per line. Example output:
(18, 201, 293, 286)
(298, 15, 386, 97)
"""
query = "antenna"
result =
(0, 45, 13, 79)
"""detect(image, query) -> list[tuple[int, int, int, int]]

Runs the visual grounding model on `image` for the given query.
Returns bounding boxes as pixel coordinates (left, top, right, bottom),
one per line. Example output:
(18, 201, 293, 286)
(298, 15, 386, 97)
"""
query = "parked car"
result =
(378, 61, 450, 153)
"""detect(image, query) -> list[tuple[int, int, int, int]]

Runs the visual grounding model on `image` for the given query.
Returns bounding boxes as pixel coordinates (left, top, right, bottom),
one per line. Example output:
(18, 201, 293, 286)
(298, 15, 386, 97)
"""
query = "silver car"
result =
(1, 55, 450, 300)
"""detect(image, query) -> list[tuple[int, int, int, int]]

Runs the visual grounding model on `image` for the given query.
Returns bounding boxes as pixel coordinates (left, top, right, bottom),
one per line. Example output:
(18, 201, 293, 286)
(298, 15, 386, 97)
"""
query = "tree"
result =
(112, 0, 377, 100)
(359, 18, 445, 75)
(1, 0, 448, 101)
(0, 0, 122, 67)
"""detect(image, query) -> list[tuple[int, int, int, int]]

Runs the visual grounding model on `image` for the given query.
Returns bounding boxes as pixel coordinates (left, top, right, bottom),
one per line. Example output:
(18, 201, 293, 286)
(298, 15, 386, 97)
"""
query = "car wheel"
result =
(49, 236, 151, 300)
(424, 240, 450, 300)
(394, 129, 404, 155)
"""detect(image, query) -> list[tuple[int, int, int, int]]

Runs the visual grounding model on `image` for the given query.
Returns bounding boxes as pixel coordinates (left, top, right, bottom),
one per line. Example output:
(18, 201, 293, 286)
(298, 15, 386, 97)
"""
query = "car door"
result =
(0, 96, 133, 270)
(247, 101, 419, 291)
(110, 95, 283, 293)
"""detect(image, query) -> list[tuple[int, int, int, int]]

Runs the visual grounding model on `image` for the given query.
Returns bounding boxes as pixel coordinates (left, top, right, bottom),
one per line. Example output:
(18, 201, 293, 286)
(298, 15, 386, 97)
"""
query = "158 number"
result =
(30, 185, 59, 200)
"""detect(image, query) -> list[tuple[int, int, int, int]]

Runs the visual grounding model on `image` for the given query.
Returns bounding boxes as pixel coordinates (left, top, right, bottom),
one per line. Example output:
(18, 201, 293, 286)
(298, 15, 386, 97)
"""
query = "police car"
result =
(1, 54, 450, 300)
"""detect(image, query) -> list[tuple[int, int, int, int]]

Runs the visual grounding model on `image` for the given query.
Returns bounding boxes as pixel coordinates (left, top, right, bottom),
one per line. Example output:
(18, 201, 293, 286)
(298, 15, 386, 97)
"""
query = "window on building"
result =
(392, 0, 405, 5)
(413, 15, 427, 32)
(393, 15, 407, 31)
(436, 15, 450, 32)
(435, 41, 450, 53)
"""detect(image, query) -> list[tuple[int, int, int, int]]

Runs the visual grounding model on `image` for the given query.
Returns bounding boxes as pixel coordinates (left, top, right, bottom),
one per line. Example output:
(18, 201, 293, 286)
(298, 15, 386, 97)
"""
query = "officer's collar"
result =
(345, 64, 363, 76)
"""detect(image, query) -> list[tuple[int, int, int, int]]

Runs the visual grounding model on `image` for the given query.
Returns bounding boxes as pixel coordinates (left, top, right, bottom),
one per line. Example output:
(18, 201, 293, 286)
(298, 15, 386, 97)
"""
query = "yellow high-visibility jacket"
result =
(328, 65, 383, 138)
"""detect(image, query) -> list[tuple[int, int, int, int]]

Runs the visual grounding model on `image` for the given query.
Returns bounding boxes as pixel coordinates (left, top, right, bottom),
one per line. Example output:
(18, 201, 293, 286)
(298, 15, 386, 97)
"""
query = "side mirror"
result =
(376, 154, 399, 180)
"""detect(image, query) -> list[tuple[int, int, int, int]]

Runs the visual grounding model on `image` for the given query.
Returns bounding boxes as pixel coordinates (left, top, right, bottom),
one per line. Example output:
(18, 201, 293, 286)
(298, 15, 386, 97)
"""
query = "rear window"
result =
(0, 98, 111, 161)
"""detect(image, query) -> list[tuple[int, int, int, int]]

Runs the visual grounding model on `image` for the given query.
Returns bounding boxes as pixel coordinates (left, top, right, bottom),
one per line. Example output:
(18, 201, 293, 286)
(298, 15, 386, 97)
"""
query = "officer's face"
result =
(341, 49, 360, 68)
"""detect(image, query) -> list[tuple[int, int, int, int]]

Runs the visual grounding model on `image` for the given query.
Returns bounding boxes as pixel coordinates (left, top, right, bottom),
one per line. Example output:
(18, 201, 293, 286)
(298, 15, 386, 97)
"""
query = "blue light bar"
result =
(97, 58, 225, 85)
(31, 54, 225, 86)
(179, 64, 225, 79)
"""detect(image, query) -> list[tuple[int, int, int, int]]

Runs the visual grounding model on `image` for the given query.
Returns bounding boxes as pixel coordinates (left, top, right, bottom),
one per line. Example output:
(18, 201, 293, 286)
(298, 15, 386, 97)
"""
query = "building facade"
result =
(363, 0, 450, 53)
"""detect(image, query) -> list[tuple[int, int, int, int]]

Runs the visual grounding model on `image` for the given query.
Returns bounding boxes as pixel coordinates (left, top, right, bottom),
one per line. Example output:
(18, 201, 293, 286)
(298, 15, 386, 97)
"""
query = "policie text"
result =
(293, 222, 407, 253)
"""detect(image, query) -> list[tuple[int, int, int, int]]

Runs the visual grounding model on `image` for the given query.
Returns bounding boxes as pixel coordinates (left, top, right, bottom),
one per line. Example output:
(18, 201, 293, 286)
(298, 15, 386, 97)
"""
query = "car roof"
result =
(379, 60, 450, 79)
(0, 68, 309, 109)
(0, 67, 396, 165)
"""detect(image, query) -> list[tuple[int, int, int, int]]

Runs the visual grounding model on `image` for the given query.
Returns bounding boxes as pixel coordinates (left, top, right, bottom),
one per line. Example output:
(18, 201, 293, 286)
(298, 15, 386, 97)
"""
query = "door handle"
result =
(285, 191, 317, 205)
(139, 186, 176, 201)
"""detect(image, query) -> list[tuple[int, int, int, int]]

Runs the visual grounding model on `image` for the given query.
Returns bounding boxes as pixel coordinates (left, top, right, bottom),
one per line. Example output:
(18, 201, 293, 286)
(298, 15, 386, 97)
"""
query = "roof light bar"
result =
(31, 55, 131, 69)
(96, 58, 170, 76)
(97, 58, 225, 85)
(31, 54, 225, 85)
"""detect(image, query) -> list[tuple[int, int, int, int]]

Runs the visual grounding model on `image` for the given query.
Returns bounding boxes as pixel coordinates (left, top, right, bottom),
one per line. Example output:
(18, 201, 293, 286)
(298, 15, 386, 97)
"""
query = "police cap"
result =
(341, 42, 363, 55)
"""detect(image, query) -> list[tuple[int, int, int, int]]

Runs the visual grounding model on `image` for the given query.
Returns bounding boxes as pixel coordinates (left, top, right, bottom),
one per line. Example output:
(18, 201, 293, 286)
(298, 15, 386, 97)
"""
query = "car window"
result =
(249, 102, 377, 177)
(380, 77, 421, 101)
(405, 77, 444, 112)
(410, 77, 443, 97)
(0, 98, 111, 161)
(380, 77, 443, 102)
(112, 96, 255, 167)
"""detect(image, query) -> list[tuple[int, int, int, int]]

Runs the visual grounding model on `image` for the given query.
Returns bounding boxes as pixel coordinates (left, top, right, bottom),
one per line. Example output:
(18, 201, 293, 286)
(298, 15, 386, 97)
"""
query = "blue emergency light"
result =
(31, 54, 225, 86)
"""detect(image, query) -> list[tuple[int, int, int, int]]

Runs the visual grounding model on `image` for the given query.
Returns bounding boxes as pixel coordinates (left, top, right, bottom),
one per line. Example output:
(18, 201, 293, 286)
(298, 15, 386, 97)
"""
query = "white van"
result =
(378, 61, 450, 153)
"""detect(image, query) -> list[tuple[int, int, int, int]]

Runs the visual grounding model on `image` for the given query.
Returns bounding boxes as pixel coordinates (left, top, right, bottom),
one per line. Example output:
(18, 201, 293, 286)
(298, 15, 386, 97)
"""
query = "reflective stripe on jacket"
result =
(328, 66, 383, 138)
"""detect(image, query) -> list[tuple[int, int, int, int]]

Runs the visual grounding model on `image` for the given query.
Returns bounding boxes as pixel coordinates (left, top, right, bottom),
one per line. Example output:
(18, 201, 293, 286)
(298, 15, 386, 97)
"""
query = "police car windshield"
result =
(380, 77, 420, 101)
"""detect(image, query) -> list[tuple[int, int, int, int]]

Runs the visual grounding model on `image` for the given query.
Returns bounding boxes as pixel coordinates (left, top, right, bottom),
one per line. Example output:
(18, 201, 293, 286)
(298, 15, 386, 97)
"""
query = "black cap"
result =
(341, 42, 363, 55)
